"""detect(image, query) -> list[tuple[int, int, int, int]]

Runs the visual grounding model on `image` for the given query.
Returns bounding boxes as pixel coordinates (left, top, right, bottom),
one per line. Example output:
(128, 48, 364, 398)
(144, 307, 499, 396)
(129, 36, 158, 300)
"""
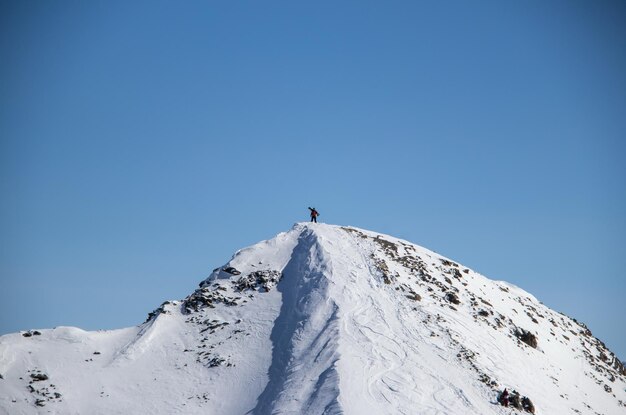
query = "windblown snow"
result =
(1, 223, 625, 415)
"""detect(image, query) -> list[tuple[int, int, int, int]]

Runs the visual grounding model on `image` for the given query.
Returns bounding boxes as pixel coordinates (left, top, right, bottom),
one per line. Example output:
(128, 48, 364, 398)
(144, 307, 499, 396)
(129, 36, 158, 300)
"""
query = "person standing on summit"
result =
(308, 207, 319, 223)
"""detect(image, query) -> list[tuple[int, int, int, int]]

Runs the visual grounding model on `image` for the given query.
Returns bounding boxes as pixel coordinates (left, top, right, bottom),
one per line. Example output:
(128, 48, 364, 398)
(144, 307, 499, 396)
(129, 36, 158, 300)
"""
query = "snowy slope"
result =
(1, 223, 625, 415)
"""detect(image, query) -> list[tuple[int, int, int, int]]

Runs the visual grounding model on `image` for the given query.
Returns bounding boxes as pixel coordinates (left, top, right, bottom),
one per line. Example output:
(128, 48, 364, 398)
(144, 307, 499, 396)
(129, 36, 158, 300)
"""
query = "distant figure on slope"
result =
(308, 207, 319, 223)
(498, 388, 509, 407)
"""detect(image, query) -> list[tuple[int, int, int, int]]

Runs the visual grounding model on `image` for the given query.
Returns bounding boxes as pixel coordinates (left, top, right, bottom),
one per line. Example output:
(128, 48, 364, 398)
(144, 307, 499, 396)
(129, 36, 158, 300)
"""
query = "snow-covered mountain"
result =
(1, 223, 625, 415)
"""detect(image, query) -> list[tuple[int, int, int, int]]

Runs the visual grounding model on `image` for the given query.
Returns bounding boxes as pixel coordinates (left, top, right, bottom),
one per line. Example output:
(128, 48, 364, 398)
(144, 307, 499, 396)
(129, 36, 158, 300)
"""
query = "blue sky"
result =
(1, 1, 625, 358)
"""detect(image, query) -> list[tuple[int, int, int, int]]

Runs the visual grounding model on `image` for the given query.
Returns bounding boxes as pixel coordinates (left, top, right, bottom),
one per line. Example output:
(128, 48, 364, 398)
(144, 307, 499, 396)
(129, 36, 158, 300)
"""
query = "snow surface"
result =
(1, 223, 625, 415)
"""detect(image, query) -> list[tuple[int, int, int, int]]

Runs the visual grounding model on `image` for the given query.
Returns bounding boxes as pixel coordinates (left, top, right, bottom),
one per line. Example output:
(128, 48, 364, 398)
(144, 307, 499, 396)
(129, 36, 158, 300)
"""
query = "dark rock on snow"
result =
(508, 391, 522, 409)
(445, 292, 461, 305)
(30, 373, 49, 382)
(145, 301, 172, 322)
(222, 267, 241, 275)
(498, 389, 535, 414)
(234, 270, 282, 292)
(515, 328, 538, 349)
(406, 292, 421, 301)
(522, 396, 536, 413)
(183, 286, 239, 313)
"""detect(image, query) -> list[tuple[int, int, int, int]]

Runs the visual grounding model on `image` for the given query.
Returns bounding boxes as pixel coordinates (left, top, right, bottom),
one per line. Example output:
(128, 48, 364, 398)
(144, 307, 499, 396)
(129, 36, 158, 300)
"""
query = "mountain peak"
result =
(1, 224, 625, 414)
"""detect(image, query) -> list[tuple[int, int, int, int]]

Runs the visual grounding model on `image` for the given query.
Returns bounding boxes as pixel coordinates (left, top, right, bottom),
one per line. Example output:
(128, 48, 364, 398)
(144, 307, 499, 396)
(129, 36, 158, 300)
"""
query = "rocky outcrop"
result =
(515, 328, 538, 349)
(184, 269, 282, 313)
(222, 267, 241, 276)
(499, 389, 535, 413)
(521, 396, 535, 413)
(445, 292, 461, 305)
(30, 373, 49, 382)
(234, 270, 282, 292)
(24, 370, 62, 408)
(183, 285, 240, 313)
(144, 301, 173, 322)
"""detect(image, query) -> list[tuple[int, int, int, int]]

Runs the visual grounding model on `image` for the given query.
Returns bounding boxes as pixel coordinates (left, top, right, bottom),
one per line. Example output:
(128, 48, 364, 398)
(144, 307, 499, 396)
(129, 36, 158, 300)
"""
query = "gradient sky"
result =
(1, 1, 625, 358)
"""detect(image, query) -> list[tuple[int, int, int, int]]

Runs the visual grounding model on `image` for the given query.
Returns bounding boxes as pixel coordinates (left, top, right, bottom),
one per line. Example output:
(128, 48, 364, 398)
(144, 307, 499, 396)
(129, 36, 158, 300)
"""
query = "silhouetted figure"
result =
(308, 207, 319, 223)
(498, 388, 509, 407)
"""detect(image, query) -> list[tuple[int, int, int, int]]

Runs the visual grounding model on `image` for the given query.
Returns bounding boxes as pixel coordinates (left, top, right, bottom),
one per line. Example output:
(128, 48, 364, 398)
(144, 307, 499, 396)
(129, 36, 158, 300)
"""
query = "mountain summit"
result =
(1, 223, 625, 414)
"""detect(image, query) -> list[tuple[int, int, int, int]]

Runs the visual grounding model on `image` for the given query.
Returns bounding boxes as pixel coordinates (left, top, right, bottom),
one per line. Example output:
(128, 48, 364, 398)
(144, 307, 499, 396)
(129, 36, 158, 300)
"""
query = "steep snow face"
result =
(1, 223, 625, 415)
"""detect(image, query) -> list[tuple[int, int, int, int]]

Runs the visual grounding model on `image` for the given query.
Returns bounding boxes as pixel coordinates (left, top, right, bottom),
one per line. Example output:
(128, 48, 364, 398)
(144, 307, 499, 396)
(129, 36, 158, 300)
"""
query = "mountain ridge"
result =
(1, 223, 624, 414)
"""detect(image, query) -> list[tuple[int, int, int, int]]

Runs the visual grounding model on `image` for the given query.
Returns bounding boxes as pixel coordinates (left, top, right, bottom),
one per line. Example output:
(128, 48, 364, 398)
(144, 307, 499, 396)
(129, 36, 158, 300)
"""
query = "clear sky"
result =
(1, 1, 625, 358)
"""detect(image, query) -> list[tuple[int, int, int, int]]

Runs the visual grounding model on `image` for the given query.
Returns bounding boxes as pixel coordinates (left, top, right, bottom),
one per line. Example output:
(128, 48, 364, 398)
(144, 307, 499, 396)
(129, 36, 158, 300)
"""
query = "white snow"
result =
(1, 223, 624, 415)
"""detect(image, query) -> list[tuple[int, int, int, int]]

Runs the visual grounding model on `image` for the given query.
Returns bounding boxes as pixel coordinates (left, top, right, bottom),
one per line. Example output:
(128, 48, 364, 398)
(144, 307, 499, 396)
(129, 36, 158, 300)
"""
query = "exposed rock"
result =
(612, 357, 626, 376)
(200, 320, 229, 333)
(35, 399, 46, 407)
(30, 373, 49, 382)
(341, 227, 368, 238)
(373, 236, 399, 257)
(440, 259, 458, 267)
(234, 270, 282, 292)
(22, 331, 32, 337)
(479, 373, 496, 387)
(183, 287, 240, 313)
(445, 292, 460, 305)
(522, 396, 536, 413)
(451, 268, 463, 280)
(573, 318, 593, 337)
(406, 292, 421, 301)
(508, 390, 522, 409)
(145, 301, 171, 322)
(207, 356, 226, 367)
(515, 328, 538, 349)
(222, 267, 241, 275)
